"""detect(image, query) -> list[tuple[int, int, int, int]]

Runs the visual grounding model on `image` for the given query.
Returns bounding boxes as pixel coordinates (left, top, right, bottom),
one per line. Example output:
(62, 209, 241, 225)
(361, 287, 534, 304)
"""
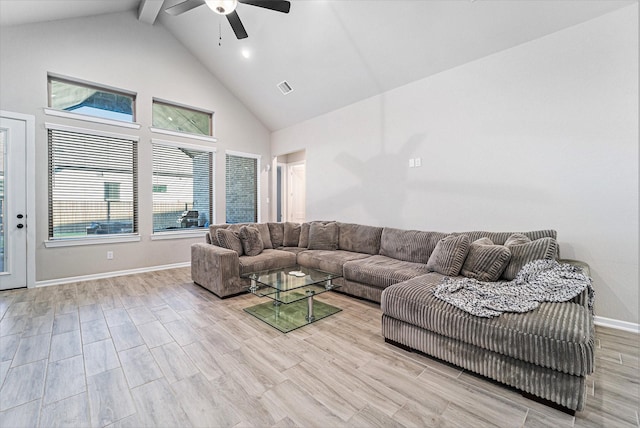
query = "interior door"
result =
(287, 162, 306, 223)
(0, 116, 28, 290)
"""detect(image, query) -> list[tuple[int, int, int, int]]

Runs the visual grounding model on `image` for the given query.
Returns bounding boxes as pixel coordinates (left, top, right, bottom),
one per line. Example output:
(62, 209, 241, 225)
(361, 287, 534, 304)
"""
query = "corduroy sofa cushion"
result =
(379, 228, 447, 264)
(461, 238, 511, 281)
(308, 222, 339, 250)
(502, 237, 558, 280)
(239, 226, 264, 256)
(283, 222, 301, 246)
(426, 234, 470, 276)
(343, 255, 432, 289)
(297, 249, 371, 276)
(337, 222, 384, 255)
(381, 274, 594, 376)
(238, 249, 297, 276)
(216, 229, 243, 255)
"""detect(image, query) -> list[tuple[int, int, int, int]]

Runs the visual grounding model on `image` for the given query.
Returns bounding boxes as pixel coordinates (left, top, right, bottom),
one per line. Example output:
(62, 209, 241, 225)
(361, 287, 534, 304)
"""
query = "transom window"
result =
(47, 125, 138, 239)
(152, 141, 214, 233)
(48, 75, 135, 123)
(152, 100, 212, 136)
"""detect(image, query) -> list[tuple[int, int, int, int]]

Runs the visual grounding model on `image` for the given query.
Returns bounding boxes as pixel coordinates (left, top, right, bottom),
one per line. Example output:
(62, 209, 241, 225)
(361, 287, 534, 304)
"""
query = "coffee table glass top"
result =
(245, 265, 341, 303)
(242, 266, 342, 333)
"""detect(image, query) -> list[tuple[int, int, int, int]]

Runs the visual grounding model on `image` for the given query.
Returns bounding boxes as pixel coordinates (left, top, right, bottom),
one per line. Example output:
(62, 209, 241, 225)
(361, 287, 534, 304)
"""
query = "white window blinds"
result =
(47, 125, 138, 238)
(152, 142, 214, 232)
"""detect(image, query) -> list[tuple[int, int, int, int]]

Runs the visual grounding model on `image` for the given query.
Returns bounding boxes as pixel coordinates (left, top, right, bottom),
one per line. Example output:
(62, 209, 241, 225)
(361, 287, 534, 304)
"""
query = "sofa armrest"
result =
(559, 259, 592, 309)
(191, 243, 247, 298)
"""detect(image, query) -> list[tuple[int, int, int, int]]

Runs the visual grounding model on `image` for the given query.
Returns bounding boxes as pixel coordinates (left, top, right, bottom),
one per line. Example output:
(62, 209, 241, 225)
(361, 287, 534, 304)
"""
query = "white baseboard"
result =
(35, 262, 191, 288)
(594, 316, 640, 334)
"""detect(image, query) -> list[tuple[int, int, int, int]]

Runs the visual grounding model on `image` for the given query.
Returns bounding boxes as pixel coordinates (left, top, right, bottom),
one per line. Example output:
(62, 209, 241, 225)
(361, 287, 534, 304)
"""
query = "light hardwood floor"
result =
(0, 267, 638, 427)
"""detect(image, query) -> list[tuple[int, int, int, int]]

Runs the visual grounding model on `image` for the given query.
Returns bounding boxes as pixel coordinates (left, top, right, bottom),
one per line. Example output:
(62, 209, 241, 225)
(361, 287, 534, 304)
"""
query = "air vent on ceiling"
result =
(277, 80, 293, 95)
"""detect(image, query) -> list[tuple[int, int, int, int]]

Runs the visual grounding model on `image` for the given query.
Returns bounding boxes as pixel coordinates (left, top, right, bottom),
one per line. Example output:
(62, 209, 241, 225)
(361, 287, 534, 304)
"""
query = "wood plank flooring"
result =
(0, 267, 638, 427)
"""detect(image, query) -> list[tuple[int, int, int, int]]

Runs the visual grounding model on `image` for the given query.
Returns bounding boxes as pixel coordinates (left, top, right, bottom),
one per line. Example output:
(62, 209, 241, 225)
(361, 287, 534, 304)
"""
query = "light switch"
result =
(409, 159, 415, 168)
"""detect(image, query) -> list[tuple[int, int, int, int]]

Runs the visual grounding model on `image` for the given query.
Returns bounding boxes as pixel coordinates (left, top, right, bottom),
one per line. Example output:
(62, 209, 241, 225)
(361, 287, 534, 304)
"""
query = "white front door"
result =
(0, 116, 28, 290)
(287, 162, 306, 223)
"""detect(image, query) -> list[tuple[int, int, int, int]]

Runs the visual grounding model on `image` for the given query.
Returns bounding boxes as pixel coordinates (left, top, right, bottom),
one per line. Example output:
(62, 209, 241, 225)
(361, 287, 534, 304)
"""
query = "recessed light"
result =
(241, 49, 251, 59)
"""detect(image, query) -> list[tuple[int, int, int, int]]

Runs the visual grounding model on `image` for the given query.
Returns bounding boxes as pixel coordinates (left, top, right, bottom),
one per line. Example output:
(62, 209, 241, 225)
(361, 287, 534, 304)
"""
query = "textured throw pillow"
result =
(502, 237, 558, 280)
(426, 234, 471, 276)
(267, 222, 284, 247)
(215, 229, 243, 256)
(461, 238, 512, 282)
(239, 226, 264, 256)
(283, 222, 301, 247)
(298, 223, 311, 248)
(504, 233, 531, 246)
(308, 222, 339, 250)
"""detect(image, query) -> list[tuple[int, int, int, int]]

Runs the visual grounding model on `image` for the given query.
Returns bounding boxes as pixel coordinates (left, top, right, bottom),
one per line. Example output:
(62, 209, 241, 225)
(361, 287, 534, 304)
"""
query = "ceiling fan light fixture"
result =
(205, 0, 238, 15)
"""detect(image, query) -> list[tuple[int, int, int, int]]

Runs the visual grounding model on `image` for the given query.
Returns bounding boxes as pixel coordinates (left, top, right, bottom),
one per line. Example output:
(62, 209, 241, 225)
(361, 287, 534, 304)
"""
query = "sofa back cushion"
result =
(457, 230, 557, 245)
(268, 222, 284, 247)
(308, 222, 339, 250)
(337, 222, 383, 255)
(380, 228, 448, 264)
(283, 222, 301, 247)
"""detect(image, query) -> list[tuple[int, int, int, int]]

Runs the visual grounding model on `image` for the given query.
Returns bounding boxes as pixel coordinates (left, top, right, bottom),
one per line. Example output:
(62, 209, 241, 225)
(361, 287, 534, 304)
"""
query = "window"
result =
(152, 100, 212, 136)
(47, 124, 138, 239)
(152, 141, 214, 233)
(48, 76, 135, 123)
(225, 152, 260, 223)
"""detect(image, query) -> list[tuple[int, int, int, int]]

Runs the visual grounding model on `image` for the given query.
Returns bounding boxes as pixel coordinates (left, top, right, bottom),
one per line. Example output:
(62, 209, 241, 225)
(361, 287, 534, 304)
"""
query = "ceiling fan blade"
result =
(165, 0, 206, 16)
(238, 0, 291, 14)
(226, 11, 248, 39)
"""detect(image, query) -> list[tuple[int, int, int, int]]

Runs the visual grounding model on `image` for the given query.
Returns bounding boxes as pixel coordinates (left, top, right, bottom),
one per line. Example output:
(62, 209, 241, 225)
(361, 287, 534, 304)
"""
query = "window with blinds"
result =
(225, 153, 259, 223)
(47, 126, 138, 239)
(152, 142, 214, 232)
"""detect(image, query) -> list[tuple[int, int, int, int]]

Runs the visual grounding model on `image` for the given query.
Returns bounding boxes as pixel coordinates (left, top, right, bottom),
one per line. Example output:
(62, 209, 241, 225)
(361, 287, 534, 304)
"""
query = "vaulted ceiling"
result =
(0, 0, 634, 131)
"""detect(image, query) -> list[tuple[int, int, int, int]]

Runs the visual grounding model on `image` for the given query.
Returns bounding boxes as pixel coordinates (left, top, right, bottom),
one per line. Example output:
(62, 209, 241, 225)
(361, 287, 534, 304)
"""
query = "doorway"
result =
(275, 150, 306, 223)
(0, 112, 35, 290)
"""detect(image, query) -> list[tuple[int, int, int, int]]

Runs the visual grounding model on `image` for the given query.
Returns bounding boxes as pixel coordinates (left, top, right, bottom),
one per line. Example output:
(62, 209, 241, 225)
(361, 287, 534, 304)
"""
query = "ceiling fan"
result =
(165, 0, 291, 40)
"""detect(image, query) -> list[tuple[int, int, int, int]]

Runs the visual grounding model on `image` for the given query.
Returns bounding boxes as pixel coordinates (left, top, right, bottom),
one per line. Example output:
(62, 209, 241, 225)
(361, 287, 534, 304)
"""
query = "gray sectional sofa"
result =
(190, 221, 594, 412)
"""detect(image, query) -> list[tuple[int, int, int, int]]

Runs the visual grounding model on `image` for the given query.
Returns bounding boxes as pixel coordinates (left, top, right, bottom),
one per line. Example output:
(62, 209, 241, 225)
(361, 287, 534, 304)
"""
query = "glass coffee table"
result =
(243, 266, 342, 333)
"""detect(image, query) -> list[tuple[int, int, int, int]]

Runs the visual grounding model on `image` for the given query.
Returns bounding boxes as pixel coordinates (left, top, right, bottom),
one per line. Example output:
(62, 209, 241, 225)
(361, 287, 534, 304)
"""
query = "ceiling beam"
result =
(138, 0, 164, 25)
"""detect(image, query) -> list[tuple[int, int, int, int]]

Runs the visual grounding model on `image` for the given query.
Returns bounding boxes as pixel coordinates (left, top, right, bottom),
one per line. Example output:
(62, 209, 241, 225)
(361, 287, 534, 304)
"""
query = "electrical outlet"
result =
(415, 157, 422, 167)
(107, 251, 113, 260)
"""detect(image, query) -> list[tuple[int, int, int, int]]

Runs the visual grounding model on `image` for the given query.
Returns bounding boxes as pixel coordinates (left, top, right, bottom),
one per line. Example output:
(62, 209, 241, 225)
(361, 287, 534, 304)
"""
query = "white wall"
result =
(272, 6, 639, 324)
(0, 11, 271, 281)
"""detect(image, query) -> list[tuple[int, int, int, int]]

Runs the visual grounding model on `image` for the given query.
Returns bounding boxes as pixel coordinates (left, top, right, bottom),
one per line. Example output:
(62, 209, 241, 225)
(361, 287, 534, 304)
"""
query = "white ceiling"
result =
(0, 0, 634, 131)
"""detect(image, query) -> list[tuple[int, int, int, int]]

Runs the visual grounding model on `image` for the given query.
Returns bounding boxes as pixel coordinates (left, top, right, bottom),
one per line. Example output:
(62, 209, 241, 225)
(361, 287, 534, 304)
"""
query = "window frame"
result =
(150, 138, 216, 239)
(44, 123, 140, 248)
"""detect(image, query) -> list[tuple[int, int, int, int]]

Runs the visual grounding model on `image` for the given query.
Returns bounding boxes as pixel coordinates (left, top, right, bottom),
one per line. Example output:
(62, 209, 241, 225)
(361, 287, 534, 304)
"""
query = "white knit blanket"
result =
(433, 259, 594, 318)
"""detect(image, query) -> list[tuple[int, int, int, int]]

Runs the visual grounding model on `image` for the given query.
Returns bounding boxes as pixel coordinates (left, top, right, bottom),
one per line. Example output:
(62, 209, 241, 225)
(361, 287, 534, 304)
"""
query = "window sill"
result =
(44, 235, 141, 248)
(44, 108, 141, 129)
(150, 230, 207, 241)
(150, 127, 217, 143)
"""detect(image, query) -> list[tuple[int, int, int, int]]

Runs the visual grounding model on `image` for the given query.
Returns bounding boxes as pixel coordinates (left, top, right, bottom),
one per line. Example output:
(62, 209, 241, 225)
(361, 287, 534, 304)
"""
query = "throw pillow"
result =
(298, 222, 311, 248)
(216, 229, 243, 256)
(504, 233, 531, 246)
(283, 222, 301, 247)
(461, 238, 512, 282)
(426, 234, 471, 276)
(268, 222, 284, 247)
(502, 237, 558, 280)
(308, 222, 339, 250)
(239, 226, 264, 256)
